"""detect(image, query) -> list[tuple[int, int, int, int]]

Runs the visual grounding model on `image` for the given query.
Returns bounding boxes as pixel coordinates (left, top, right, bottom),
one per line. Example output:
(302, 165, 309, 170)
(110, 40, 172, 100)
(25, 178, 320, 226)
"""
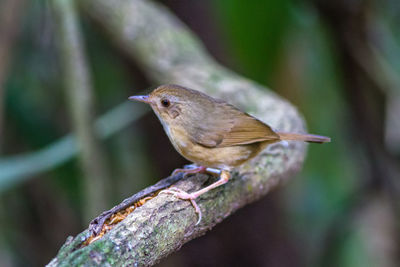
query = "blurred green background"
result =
(1, 0, 399, 266)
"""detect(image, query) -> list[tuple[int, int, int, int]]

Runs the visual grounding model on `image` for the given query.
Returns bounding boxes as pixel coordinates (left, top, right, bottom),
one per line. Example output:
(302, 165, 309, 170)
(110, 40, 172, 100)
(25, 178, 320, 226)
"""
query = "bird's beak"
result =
(129, 95, 151, 104)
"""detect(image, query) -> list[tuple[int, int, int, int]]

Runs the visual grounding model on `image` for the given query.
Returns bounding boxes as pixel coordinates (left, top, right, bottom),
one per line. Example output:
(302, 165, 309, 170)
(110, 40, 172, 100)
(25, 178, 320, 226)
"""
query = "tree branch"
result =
(48, 0, 308, 266)
(53, 0, 112, 219)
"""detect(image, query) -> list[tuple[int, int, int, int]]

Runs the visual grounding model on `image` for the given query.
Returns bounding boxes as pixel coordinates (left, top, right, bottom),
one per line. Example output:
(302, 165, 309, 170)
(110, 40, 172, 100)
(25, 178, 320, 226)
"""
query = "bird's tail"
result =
(277, 132, 331, 144)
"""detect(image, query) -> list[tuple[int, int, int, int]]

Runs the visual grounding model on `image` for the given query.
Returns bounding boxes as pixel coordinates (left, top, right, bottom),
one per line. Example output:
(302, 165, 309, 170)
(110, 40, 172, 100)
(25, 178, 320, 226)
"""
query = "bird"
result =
(129, 84, 330, 224)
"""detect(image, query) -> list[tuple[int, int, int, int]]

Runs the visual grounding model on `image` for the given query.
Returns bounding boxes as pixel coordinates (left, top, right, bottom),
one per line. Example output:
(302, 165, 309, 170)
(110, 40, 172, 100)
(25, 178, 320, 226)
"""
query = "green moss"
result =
(247, 184, 253, 192)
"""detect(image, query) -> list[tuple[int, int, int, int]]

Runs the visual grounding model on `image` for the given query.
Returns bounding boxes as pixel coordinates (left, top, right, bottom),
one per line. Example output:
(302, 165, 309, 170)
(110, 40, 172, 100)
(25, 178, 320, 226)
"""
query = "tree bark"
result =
(48, 0, 308, 266)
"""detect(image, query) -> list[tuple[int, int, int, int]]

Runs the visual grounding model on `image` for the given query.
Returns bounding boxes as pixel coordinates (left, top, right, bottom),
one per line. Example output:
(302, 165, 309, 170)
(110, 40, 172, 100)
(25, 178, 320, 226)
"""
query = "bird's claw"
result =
(160, 187, 202, 225)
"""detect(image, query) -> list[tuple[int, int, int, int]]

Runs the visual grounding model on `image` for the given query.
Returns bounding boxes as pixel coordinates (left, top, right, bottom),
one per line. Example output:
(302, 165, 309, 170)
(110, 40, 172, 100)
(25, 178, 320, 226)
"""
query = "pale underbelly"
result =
(176, 140, 269, 170)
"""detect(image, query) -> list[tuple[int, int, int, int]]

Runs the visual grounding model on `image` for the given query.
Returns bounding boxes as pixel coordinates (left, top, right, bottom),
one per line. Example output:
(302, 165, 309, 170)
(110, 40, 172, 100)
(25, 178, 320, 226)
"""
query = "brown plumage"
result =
(129, 84, 330, 223)
(130, 84, 330, 170)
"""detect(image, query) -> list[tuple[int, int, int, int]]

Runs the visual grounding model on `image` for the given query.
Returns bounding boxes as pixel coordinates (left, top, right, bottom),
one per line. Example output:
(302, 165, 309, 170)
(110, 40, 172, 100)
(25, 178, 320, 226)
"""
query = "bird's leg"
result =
(182, 170, 230, 198)
(160, 169, 231, 225)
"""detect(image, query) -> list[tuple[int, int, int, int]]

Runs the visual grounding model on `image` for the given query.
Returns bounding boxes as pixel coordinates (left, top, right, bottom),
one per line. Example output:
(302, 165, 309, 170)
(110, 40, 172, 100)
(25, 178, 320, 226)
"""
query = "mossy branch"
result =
(48, 0, 307, 266)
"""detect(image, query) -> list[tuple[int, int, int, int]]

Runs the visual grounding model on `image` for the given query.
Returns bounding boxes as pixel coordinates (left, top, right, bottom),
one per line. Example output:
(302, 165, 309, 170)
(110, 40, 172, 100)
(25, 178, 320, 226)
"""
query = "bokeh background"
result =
(1, 0, 399, 266)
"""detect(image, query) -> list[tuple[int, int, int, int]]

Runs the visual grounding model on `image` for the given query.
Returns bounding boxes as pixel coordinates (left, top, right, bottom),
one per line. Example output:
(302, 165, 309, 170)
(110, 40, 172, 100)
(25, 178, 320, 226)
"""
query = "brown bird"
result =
(129, 84, 330, 224)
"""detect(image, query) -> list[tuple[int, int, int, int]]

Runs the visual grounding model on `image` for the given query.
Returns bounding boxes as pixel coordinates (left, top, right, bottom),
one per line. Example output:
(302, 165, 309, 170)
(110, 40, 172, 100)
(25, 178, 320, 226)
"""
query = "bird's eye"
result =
(161, 99, 170, 107)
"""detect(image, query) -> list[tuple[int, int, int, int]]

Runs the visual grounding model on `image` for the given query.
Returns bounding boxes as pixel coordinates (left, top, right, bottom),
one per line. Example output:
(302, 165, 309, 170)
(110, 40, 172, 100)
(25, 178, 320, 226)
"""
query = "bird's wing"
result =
(190, 102, 279, 148)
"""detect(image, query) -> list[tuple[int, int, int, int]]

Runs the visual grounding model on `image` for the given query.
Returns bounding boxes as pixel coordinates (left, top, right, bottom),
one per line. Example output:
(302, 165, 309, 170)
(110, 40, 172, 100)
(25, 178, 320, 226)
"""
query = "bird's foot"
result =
(160, 170, 230, 225)
(160, 187, 202, 225)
